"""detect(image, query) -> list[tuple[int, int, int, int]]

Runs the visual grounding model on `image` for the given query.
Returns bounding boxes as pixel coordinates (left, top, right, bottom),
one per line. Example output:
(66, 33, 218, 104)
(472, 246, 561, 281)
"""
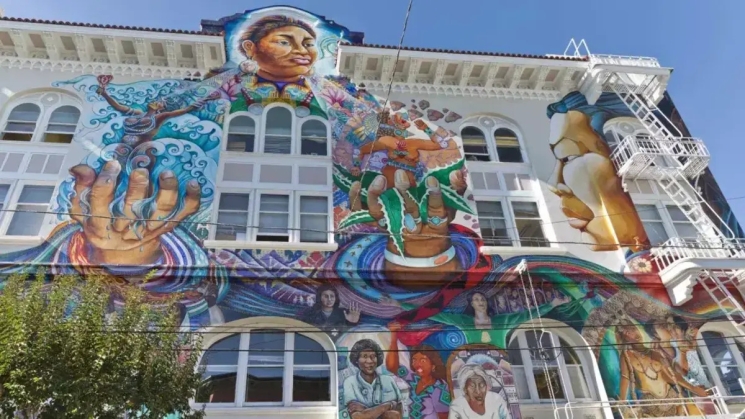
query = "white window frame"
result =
(509, 329, 597, 403)
(223, 112, 259, 153)
(459, 116, 529, 164)
(0, 180, 56, 237)
(196, 323, 337, 411)
(259, 104, 296, 155)
(210, 190, 332, 244)
(474, 196, 553, 248)
(697, 325, 745, 398)
(0, 92, 82, 145)
(633, 198, 698, 242)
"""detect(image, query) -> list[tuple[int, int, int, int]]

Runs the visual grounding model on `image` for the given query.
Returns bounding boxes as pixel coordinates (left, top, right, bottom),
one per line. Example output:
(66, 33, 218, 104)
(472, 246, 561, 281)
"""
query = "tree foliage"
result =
(0, 271, 205, 419)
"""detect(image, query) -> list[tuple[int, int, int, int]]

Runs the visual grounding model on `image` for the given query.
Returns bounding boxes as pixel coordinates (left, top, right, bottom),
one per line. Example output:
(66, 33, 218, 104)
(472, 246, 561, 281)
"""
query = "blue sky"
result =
(4, 0, 745, 220)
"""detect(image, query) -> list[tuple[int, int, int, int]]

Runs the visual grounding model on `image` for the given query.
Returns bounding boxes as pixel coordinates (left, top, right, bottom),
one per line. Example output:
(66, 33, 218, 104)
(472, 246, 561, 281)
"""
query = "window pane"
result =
(526, 331, 557, 364)
(636, 204, 662, 221)
(229, 116, 256, 135)
(8, 103, 41, 122)
(534, 368, 565, 399)
(260, 194, 289, 212)
(494, 128, 523, 163)
(703, 332, 744, 396)
(43, 133, 74, 144)
(560, 338, 580, 365)
(265, 108, 292, 155)
(0, 184, 9, 207)
(300, 215, 327, 242)
(19, 186, 54, 204)
(293, 369, 330, 402)
(5, 122, 36, 132)
(461, 127, 490, 161)
(259, 213, 289, 234)
(300, 196, 327, 214)
(227, 134, 255, 152)
(228, 116, 255, 152)
(567, 365, 590, 399)
(48, 106, 80, 124)
(248, 330, 285, 365)
(216, 212, 248, 241)
(294, 334, 330, 365)
(642, 221, 668, 245)
(674, 223, 699, 239)
(515, 218, 548, 247)
(512, 201, 540, 218)
(219, 193, 249, 211)
(6, 205, 46, 236)
(201, 334, 240, 366)
(476, 201, 505, 217)
(666, 205, 688, 222)
(301, 120, 328, 156)
(246, 367, 284, 402)
(196, 371, 237, 403)
(508, 338, 523, 366)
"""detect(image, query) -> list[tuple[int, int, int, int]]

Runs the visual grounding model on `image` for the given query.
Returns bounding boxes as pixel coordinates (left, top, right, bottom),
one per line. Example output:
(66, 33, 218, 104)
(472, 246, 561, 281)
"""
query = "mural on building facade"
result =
(0, 5, 741, 418)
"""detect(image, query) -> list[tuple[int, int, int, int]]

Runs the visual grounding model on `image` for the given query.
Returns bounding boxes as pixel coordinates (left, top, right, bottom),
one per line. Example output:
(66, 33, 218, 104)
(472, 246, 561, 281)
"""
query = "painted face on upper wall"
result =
(546, 92, 649, 252)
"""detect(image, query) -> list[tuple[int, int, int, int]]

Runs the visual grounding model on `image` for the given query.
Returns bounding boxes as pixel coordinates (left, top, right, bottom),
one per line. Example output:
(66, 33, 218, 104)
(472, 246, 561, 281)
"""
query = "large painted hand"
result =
(348, 168, 467, 285)
(69, 160, 201, 266)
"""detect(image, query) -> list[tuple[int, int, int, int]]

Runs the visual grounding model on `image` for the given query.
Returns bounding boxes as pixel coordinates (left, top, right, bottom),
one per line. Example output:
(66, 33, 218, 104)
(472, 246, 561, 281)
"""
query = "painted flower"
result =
(629, 257, 653, 273)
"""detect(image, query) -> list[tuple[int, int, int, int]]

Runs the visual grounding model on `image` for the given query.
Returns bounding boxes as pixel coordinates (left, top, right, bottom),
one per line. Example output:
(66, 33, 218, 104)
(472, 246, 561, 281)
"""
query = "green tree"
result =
(0, 271, 205, 419)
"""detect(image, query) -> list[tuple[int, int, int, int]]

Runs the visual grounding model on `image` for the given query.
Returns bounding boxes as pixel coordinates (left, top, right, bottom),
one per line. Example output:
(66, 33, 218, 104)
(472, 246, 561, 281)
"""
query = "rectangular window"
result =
(246, 330, 285, 403)
(6, 185, 53, 236)
(0, 184, 9, 211)
(666, 205, 698, 239)
(636, 204, 669, 245)
(526, 331, 565, 400)
(298, 196, 328, 243)
(227, 116, 256, 152)
(215, 193, 250, 241)
(476, 200, 512, 246)
(512, 201, 548, 247)
(257, 194, 289, 242)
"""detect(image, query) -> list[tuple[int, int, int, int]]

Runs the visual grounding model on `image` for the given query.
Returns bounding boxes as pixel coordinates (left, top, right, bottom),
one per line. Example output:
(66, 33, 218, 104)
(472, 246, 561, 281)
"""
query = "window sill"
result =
(204, 240, 338, 252)
(0, 235, 45, 247)
(480, 245, 569, 256)
(195, 405, 337, 417)
(0, 140, 71, 149)
(222, 151, 330, 161)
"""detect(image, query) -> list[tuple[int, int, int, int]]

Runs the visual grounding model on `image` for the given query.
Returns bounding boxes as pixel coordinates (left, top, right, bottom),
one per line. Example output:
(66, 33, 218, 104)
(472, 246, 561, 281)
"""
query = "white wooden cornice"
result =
(0, 55, 202, 79)
(361, 80, 562, 101)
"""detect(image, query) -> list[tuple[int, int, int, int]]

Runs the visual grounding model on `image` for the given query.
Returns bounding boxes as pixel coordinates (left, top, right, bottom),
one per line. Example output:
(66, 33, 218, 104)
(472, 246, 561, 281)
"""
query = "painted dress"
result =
(396, 366, 450, 419)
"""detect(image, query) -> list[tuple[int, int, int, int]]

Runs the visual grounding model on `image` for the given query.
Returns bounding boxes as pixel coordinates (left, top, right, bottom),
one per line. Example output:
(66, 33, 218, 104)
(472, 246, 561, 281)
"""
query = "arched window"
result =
(196, 329, 332, 406)
(698, 331, 745, 396)
(300, 120, 328, 156)
(461, 126, 490, 162)
(43, 106, 80, 144)
(2, 103, 41, 142)
(508, 329, 595, 402)
(264, 107, 292, 154)
(227, 115, 256, 152)
(494, 128, 523, 163)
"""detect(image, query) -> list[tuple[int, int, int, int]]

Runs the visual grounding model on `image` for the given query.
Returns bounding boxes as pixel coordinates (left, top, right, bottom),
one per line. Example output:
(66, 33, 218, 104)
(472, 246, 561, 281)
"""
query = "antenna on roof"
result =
(563, 38, 591, 57)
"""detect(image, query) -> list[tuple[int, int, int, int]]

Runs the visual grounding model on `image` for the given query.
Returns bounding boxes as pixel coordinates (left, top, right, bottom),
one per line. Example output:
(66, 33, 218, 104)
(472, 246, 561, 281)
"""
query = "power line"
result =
(5, 206, 745, 251)
(348, 0, 414, 213)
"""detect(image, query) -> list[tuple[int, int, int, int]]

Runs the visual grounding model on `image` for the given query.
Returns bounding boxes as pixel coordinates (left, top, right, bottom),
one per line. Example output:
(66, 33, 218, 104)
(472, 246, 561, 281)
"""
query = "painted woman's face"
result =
(411, 353, 434, 378)
(358, 350, 378, 375)
(320, 290, 336, 309)
(470, 293, 488, 315)
(242, 25, 318, 81)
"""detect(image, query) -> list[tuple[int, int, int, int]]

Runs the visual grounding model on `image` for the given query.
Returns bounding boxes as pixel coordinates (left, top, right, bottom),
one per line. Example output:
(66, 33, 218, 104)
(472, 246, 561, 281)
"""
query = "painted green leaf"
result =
(338, 210, 375, 230)
(378, 188, 406, 256)
(441, 184, 475, 215)
(417, 189, 430, 223)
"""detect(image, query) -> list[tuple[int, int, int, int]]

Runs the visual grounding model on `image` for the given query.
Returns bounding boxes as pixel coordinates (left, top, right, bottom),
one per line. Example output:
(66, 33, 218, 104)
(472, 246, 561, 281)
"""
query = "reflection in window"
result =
(216, 193, 250, 241)
(299, 196, 328, 243)
(636, 204, 668, 245)
(257, 194, 290, 242)
(6, 185, 54, 236)
(264, 108, 292, 154)
(701, 331, 745, 396)
(227, 116, 256, 152)
(512, 202, 548, 247)
(476, 200, 511, 246)
(494, 128, 523, 163)
(197, 330, 332, 406)
(2, 103, 41, 142)
(461, 127, 490, 162)
(666, 205, 698, 239)
(43, 106, 80, 144)
(300, 120, 327, 156)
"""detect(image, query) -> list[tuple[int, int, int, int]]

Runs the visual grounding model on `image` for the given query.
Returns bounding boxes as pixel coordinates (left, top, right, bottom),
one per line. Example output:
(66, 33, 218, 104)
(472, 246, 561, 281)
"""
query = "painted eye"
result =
(561, 155, 579, 164)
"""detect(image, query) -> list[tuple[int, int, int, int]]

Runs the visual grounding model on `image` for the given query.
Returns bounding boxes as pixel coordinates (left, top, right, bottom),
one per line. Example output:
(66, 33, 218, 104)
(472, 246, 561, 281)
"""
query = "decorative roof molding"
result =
(361, 80, 562, 101)
(0, 55, 203, 79)
(343, 43, 588, 63)
(0, 16, 217, 36)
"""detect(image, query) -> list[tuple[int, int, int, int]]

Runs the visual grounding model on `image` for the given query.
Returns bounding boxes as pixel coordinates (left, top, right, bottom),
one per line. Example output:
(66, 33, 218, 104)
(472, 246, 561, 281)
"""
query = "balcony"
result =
(651, 237, 745, 305)
(588, 54, 661, 69)
(610, 135, 710, 181)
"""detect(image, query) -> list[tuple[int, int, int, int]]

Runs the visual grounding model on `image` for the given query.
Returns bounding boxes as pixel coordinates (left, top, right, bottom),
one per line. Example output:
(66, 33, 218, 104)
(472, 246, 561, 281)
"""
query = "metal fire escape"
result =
(563, 38, 745, 418)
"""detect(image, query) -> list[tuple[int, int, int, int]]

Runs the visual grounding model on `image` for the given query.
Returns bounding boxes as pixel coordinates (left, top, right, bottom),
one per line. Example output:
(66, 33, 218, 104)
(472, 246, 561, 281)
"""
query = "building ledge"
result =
(204, 240, 338, 252)
(657, 257, 745, 305)
(480, 245, 570, 257)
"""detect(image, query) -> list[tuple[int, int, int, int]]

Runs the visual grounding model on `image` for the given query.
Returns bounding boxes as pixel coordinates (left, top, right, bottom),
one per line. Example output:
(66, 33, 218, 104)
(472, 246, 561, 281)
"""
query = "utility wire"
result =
(348, 0, 414, 213)
(4, 206, 745, 251)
